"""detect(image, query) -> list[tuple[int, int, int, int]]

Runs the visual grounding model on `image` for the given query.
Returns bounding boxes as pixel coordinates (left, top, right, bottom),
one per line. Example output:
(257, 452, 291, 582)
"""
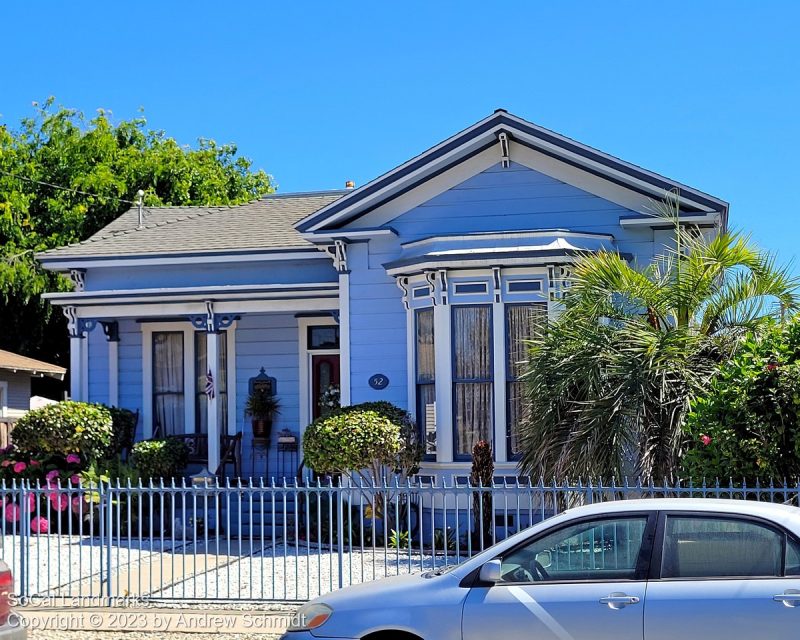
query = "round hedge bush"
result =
(303, 407, 401, 477)
(131, 438, 190, 480)
(12, 401, 113, 462)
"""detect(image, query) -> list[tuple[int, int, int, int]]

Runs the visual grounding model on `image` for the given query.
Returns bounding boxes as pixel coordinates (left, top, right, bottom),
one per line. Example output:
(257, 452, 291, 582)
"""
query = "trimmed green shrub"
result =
(131, 438, 189, 480)
(334, 401, 424, 477)
(12, 401, 113, 462)
(682, 319, 800, 480)
(303, 406, 401, 481)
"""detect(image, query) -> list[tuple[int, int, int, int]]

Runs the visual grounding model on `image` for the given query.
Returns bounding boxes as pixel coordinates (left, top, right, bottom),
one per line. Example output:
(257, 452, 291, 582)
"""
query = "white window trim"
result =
(298, 316, 340, 432)
(404, 266, 555, 464)
(0, 381, 7, 418)
(141, 322, 236, 439)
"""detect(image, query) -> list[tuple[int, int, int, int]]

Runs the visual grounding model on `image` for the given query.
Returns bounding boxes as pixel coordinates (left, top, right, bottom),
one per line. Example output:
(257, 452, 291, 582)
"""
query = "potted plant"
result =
(245, 389, 281, 439)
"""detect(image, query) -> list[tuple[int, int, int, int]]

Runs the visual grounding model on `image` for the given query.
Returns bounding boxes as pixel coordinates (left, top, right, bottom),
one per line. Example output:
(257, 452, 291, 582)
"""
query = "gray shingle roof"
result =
(38, 191, 347, 260)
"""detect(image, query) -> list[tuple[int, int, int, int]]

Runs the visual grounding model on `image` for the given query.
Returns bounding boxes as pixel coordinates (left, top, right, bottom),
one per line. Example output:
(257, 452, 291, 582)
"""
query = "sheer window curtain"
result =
(506, 304, 547, 457)
(195, 331, 228, 436)
(153, 332, 184, 436)
(452, 306, 493, 457)
(415, 308, 436, 456)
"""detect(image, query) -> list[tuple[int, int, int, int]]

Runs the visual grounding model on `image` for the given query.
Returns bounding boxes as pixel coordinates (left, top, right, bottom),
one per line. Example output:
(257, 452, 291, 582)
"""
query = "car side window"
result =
(661, 516, 783, 579)
(786, 536, 800, 576)
(499, 516, 649, 584)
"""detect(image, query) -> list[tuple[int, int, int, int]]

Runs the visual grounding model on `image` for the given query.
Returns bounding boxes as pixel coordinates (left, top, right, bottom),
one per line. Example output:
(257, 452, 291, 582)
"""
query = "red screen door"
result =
(312, 354, 340, 420)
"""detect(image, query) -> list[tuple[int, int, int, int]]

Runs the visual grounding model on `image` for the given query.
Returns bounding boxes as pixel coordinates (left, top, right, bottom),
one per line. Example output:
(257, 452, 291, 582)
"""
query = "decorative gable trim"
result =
(296, 110, 728, 234)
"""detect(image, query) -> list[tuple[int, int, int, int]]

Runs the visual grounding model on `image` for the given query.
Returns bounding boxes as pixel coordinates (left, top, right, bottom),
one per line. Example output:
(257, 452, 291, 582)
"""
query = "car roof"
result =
(563, 498, 800, 519)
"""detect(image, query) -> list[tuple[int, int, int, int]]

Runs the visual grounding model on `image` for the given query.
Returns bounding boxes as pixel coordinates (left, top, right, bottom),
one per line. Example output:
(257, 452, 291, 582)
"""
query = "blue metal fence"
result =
(0, 477, 797, 604)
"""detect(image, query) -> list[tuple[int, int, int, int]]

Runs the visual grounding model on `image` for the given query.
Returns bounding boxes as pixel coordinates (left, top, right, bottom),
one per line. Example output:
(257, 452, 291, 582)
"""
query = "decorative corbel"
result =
(492, 266, 502, 303)
(395, 276, 410, 310)
(68, 269, 86, 292)
(424, 271, 438, 307)
(325, 240, 349, 273)
(437, 270, 449, 306)
(498, 132, 511, 169)
(100, 321, 120, 342)
(62, 306, 95, 337)
(189, 301, 238, 333)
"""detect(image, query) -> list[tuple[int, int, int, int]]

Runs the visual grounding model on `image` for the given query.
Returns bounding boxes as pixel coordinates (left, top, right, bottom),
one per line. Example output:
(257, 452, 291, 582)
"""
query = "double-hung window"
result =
(415, 308, 436, 456)
(152, 331, 185, 437)
(452, 305, 493, 458)
(194, 331, 229, 435)
(506, 303, 547, 458)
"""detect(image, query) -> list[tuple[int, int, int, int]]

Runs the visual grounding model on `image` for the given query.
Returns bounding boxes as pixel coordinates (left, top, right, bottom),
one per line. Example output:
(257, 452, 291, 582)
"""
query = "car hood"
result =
(316, 570, 445, 609)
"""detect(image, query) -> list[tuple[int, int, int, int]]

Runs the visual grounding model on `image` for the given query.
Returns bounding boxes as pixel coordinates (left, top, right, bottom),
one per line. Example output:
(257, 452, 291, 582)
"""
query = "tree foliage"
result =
(682, 319, 800, 480)
(518, 195, 798, 481)
(0, 98, 274, 368)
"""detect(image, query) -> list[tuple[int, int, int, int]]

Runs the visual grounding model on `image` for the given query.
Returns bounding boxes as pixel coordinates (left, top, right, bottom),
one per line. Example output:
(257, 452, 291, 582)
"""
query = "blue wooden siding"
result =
(117, 319, 144, 439)
(347, 241, 409, 409)
(87, 328, 109, 405)
(234, 313, 301, 479)
(385, 162, 656, 264)
(85, 258, 337, 292)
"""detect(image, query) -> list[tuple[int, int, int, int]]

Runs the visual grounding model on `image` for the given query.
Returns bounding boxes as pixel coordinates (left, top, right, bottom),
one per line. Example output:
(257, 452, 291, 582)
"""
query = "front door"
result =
(312, 354, 340, 420)
(462, 514, 653, 640)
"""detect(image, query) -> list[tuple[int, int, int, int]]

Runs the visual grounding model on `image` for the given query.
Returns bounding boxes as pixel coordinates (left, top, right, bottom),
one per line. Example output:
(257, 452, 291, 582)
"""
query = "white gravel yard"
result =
(0, 535, 183, 598)
(151, 542, 459, 600)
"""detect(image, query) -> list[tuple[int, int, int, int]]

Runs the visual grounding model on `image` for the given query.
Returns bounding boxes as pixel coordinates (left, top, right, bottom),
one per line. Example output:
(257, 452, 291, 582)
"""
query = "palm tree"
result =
(518, 194, 798, 481)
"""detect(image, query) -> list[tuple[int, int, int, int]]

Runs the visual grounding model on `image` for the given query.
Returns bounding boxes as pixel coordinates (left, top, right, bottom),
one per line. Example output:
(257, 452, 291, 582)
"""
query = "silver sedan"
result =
(281, 498, 800, 640)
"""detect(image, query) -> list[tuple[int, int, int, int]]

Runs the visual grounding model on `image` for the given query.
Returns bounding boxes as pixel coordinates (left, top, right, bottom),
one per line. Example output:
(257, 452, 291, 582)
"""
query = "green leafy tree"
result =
(682, 319, 800, 480)
(518, 195, 798, 481)
(0, 98, 274, 371)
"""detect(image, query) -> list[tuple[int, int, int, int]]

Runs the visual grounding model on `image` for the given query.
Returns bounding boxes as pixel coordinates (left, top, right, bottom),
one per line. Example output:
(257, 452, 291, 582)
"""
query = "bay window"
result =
(506, 303, 547, 458)
(415, 308, 436, 456)
(452, 305, 494, 459)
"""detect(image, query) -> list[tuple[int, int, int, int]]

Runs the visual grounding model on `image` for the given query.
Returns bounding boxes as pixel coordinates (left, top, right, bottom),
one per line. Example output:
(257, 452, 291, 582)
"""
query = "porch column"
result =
(101, 322, 120, 406)
(432, 271, 454, 462)
(206, 329, 221, 474)
(64, 306, 85, 401)
(334, 241, 351, 406)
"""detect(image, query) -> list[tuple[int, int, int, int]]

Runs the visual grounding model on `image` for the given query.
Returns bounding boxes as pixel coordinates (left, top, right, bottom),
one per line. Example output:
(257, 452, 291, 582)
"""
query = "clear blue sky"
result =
(2, 1, 798, 268)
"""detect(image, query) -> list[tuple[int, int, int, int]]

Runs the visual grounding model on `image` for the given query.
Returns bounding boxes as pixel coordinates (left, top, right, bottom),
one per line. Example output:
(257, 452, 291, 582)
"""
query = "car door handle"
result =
(600, 593, 640, 609)
(774, 591, 800, 607)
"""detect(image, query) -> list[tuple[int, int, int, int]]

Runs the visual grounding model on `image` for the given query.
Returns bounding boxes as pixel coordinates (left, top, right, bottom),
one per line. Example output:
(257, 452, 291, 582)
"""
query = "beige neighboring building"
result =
(0, 349, 66, 419)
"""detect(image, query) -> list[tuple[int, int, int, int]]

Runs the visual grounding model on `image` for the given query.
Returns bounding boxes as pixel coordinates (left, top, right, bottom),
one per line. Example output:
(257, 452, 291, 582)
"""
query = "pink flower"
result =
(13, 462, 26, 474)
(45, 470, 60, 487)
(48, 493, 68, 512)
(700, 434, 712, 447)
(65, 454, 81, 465)
(27, 493, 36, 512)
(767, 363, 778, 372)
(71, 496, 83, 514)
(70, 475, 80, 485)
(0, 461, 11, 468)
(30, 516, 49, 534)
(29, 460, 40, 467)
(4, 503, 19, 523)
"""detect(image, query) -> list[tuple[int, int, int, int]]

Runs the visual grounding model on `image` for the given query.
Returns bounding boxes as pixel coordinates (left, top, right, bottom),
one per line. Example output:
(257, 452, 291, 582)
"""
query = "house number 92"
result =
(369, 374, 389, 390)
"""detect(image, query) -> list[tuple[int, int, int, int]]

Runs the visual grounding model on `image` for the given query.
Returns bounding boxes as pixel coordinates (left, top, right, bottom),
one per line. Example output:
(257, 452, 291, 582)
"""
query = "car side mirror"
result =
(479, 559, 503, 584)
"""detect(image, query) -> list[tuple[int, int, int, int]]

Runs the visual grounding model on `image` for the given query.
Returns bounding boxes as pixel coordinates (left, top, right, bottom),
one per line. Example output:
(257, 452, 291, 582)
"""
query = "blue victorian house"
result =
(37, 110, 728, 480)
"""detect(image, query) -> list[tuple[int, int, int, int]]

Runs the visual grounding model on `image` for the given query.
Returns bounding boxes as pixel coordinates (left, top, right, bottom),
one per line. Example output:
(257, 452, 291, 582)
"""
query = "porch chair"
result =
(216, 432, 243, 479)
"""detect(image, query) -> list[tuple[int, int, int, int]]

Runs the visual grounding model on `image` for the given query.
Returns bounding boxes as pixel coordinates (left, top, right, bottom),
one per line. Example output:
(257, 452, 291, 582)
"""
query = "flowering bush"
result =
(682, 320, 800, 480)
(11, 401, 113, 462)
